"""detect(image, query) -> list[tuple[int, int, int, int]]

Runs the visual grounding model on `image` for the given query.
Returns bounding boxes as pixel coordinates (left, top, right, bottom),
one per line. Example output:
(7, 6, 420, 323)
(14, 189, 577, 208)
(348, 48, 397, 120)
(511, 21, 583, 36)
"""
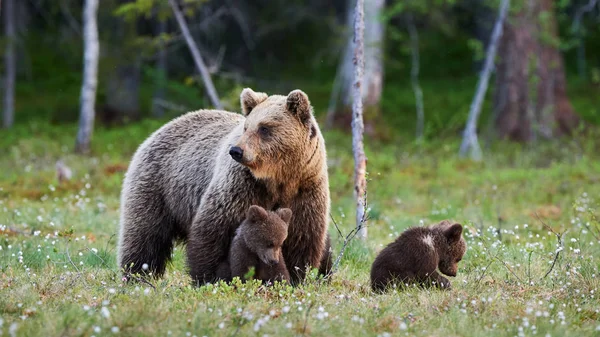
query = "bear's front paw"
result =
(438, 276, 452, 290)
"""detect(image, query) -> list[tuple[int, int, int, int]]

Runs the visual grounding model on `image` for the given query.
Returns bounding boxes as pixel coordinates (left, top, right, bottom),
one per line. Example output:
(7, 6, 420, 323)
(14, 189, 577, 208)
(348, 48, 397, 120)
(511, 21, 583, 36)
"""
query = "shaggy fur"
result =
(216, 205, 291, 283)
(370, 220, 467, 292)
(117, 88, 331, 285)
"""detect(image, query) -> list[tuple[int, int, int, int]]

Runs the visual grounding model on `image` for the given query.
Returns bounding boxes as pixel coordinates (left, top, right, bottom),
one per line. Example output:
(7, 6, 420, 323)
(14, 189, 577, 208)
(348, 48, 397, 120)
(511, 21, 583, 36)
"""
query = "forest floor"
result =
(1, 117, 599, 337)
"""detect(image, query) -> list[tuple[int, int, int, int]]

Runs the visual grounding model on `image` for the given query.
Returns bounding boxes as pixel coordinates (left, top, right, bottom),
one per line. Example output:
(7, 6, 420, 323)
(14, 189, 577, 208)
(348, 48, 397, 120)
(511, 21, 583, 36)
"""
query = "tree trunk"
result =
(75, 0, 100, 154)
(3, 0, 16, 129)
(325, 0, 384, 130)
(362, 0, 384, 109)
(494, 0, 580, 141)
(460, 0, 510, 160)
(169, 0, 222, 110)
(352, 0, 368, 240)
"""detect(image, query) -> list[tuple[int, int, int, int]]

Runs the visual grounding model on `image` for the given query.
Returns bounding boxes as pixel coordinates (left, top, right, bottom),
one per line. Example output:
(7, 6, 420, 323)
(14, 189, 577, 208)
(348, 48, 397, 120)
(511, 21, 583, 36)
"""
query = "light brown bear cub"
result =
(370, 220, 466, 292)
(216, 205, 292, 284)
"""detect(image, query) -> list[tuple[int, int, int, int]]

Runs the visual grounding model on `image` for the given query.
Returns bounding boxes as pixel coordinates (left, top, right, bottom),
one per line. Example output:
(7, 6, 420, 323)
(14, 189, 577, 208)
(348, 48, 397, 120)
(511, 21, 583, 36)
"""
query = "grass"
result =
(1, 113, 600, 336)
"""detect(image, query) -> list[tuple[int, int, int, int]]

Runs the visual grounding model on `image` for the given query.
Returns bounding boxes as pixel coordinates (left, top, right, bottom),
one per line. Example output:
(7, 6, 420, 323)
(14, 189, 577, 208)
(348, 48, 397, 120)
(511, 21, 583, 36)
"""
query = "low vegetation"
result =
(2, 107, 599, 335)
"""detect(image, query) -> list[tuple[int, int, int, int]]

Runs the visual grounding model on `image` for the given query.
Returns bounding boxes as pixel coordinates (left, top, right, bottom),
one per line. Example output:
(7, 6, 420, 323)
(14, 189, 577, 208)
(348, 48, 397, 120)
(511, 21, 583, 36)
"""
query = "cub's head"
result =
(434, 222, 467, 277)
(240, 205, 292, 266)
(229, 88, 321, 180)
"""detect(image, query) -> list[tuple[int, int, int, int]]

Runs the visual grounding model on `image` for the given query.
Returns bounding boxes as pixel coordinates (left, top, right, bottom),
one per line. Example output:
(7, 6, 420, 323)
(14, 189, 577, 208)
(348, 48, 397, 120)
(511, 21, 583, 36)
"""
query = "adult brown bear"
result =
(117, 88, 331, 285)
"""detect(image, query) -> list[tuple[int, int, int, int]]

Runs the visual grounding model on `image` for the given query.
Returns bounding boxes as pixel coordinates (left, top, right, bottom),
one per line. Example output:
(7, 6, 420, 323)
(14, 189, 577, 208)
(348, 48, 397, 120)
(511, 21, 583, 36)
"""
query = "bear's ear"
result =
(247, 205, 269, 222)
(286, 90, 312, 125)
(434, 219, 452, 230)
(275, 208, 293, 224)
(444, 223, 463, 242)
(240, 88, 268, 116)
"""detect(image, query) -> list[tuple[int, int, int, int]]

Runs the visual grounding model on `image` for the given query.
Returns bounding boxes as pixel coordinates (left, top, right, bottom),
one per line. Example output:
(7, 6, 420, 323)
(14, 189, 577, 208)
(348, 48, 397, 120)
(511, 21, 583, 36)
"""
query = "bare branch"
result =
(125, 272, 157, 291)
(65, 247, 81, 273)
(477, 235, 524, 284)
(225, 0, 255, 50)
(329, 192, 370, 275)
(534, 213, 564, 280)
(474, 259, 496, 286)
(59, 0, 82, 36)
(152, 98, 189, 113)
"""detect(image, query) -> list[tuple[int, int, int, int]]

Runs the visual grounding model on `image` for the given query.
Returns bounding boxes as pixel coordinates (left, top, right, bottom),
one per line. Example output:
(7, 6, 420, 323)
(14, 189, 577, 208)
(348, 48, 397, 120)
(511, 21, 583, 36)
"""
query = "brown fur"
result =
(370, 220, 467, 292)
(216, 205, 291, 283)
(117, 88, 330, 285)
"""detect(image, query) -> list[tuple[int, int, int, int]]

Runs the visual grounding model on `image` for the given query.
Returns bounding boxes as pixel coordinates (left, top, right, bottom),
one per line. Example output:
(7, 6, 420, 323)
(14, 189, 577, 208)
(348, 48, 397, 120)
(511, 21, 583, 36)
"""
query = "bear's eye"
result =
(258, 126, 270, 137)
(266, 241, 275, 248)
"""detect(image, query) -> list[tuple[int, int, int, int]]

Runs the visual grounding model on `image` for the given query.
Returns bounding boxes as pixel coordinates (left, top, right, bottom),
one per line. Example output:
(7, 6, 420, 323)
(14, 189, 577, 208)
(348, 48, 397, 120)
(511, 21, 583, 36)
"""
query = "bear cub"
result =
(370, 220, 466, 292)
(216, 205, 292, 284)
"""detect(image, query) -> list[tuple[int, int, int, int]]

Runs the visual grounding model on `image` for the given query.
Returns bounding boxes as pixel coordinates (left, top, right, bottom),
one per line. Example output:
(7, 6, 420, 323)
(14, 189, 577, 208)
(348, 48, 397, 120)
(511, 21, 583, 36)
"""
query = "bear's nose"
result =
(270, 258, 279, 266)
(229, 146, 244, 162)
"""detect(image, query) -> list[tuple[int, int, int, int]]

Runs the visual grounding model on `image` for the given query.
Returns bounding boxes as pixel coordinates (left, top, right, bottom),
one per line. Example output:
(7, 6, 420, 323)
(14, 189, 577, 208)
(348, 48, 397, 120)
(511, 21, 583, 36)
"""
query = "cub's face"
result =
(242, 206, 292, 266)
(437, 223, 467, 277)
(229, 88, 317, 180)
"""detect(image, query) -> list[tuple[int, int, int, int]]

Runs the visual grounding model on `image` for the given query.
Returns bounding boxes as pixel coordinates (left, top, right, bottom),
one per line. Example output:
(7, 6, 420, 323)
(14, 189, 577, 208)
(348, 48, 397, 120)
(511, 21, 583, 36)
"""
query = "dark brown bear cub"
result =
(370, 220, 466, 292)
(216, 205, 292, 284)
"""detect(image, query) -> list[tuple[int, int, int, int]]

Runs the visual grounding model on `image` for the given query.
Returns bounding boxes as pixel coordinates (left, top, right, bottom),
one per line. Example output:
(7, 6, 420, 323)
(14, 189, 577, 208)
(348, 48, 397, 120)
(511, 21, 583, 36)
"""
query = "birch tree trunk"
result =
(325, 0, 384, 129)
(75, 0, 99, 154)
(459, 0, 510, 160)
(3, 0, 16, 129)
(168, 0, 222, 110)
(352, 0, 368, 240)
(494, 0, 580, 141)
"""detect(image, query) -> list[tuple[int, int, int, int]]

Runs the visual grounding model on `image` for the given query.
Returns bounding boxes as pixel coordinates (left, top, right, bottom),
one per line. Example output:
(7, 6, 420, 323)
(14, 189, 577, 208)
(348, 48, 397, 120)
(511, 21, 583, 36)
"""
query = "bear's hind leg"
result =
(118, 196, 175, 279)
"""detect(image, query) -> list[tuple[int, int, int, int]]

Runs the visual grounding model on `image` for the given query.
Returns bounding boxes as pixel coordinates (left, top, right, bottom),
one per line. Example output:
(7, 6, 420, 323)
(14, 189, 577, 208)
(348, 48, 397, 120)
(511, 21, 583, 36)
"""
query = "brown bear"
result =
(370, 220, 466, 292)
(216, 205, 292, 284)
(117, 88, 331, 285)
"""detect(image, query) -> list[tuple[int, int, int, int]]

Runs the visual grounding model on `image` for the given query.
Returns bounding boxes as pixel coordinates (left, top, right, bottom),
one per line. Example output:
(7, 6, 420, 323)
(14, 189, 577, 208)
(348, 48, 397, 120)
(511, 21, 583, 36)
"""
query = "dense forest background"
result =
(2, 2, 600, 336)
(2, 0, 599, 147)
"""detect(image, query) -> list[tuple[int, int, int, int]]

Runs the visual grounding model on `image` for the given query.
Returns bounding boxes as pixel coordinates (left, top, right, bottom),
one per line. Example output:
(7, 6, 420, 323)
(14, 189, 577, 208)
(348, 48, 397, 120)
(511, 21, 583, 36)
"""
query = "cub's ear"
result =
(275, 208, 293, 224)
(434, 220, 452, 230)
(444, 223, 463, 242)
(286, 90, 312, 125)
(247, 205, 269, 222)
(240, 88, 268, 116)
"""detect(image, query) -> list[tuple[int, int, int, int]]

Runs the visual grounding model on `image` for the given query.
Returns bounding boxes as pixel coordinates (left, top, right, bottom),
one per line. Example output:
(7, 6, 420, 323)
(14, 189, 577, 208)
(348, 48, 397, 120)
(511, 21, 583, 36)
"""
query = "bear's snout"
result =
(229, 146, 244, 162)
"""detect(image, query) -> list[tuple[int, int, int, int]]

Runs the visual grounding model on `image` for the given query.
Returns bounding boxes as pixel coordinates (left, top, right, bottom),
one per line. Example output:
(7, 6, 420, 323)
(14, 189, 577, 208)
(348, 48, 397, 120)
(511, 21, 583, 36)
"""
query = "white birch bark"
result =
(352, 0, 368, 240)
(75, 0, 99, 153)
(168, 0, 222, 110)
(459, 0, 510, 160)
